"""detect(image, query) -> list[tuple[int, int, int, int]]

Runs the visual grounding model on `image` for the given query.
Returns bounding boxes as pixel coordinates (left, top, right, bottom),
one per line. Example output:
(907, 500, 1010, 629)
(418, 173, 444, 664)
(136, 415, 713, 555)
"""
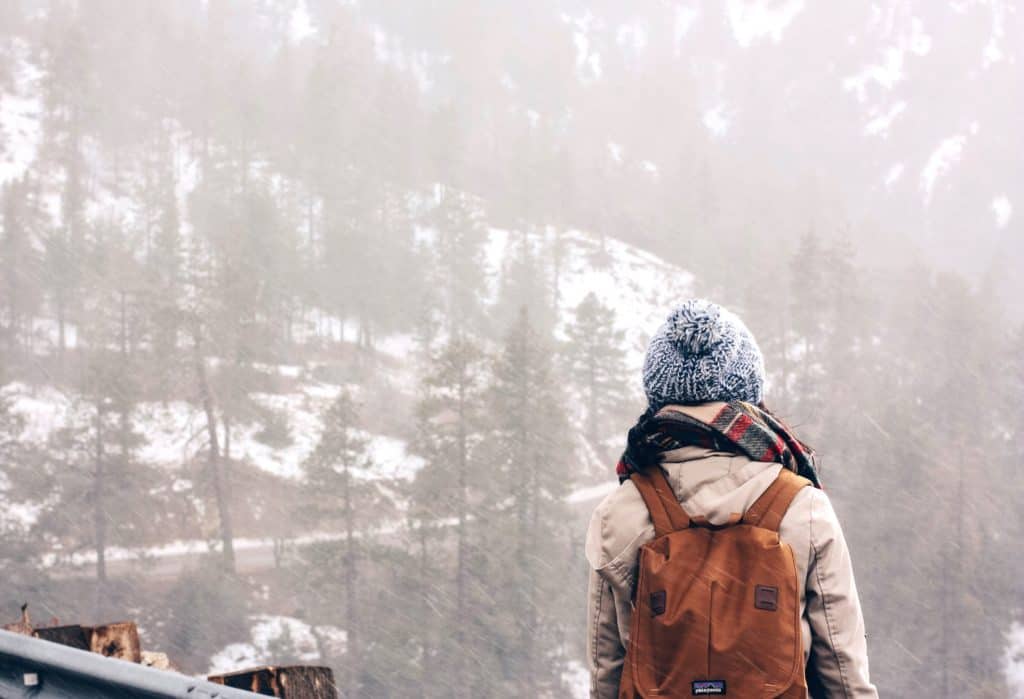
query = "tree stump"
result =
(209, 666, 337, 698)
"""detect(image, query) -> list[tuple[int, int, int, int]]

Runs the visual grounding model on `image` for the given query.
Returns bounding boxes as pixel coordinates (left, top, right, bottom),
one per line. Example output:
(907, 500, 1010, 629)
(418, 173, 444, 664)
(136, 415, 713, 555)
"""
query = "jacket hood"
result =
(586, 444, 782, 571)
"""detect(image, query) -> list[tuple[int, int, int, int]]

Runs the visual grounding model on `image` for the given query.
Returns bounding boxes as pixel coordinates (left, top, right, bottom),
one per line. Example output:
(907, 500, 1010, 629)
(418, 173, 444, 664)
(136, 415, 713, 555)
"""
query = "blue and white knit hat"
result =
(642, 299, 765, 410)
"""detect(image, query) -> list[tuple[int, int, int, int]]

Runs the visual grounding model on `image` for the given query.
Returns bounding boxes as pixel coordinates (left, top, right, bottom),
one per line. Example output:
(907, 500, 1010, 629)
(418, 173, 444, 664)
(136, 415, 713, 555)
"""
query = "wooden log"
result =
(34, 625, 90, 651)
(34, 621, 142, 663)
(209, 665, 337, 699)
(88, 621, 142, 663)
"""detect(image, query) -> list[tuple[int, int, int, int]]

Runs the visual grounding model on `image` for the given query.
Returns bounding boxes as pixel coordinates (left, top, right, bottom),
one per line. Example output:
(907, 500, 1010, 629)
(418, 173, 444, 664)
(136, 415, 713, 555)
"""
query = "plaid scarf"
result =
(615, 401, 821, 488)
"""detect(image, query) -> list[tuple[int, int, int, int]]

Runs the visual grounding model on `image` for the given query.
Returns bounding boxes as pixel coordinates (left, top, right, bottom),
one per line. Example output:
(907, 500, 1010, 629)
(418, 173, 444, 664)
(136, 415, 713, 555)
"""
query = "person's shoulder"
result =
(781, 483, 836, 523)
(780, 485, 845, 545)
(585, 478, 654, 572)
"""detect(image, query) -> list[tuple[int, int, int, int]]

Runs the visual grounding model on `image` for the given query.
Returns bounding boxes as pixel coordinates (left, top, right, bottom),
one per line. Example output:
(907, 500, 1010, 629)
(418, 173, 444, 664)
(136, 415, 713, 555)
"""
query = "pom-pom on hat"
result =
(642, 299, 765, 410)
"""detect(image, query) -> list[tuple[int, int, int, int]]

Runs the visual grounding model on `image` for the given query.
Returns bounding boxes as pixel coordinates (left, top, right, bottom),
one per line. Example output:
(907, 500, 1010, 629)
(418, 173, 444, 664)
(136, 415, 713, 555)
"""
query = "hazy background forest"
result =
(0, 1, 1022, 697)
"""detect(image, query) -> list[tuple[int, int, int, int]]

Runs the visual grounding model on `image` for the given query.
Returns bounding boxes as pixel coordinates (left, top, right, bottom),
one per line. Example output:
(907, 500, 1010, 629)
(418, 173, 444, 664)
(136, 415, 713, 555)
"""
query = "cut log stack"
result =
(3, 605, 337, 699)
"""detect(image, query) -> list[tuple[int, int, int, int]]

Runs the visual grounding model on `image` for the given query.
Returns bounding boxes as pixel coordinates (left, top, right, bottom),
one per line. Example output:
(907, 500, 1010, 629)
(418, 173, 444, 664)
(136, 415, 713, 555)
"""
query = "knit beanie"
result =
(642, 299, 765, 411)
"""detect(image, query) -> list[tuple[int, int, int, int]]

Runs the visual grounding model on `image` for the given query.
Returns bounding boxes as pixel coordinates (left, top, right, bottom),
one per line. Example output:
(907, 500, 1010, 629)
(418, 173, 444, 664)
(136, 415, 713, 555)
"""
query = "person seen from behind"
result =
(586, 299, 878, 698)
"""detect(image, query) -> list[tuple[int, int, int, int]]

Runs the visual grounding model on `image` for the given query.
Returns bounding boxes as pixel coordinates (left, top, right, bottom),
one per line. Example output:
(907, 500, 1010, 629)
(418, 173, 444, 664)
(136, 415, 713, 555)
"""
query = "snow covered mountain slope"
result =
(486, 227, 693, 367)
(4, 225, 692, 487)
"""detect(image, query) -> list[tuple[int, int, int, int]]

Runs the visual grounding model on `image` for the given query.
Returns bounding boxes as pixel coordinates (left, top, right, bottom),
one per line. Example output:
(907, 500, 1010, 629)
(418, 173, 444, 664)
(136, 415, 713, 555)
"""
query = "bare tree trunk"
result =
(586, 356, 597, 445)
(454, 369, 468, 698)
(418, 522, 431, 698)
(57, 292, 66, 369)
(193, 330, 236, 573)
(224, 414, 231, 461)
(778, 312, 791, 410)
(343, 465, 357, 697)
(307, 189, 316, 248)
(522, 458, 539, 698)
(93, 400, 107, 616)
(551, 228, 562, 310)
(119, 290, 128, 357)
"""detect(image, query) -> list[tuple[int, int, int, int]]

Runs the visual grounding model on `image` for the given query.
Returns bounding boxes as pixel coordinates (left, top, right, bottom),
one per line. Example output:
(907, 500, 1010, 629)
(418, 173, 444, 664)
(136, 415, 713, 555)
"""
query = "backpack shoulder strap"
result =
(630, 466, 691, 537)
(742, 469, 812, 532)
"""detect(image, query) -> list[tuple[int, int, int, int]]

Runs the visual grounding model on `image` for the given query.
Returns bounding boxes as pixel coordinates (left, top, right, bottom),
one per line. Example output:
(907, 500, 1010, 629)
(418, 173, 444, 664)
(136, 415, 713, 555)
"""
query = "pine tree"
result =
(299, 389, 392, 697)
(428, 188, 489, 337)
(182, 177, 238, 573)
(407, 332, 489, 698)
(187, 148, 299, 571)
(485, 306, 576, 696)
(786, 227, 829, 421)
(0, 373, 40, 597)
(563, 292, 629, 456)
(494, 230, 556, 337)
(0, 176, 43, 356)
(38, 4, 94, 367)
(44, 215, 157, 615)
(140, 134, 186, 392)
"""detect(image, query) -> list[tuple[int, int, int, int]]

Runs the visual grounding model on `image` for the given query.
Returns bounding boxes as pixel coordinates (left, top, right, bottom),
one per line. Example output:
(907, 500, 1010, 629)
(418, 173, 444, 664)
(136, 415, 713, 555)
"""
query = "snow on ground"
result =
(980, 0, 1008, 69)
(208, 615, 347, 675)
(376, 332, 418, 361)
(137, 400, 204, 468)
(992, 195, 1013, 228)
(0, 501, 42, 529)
(726, 0, 805, 48)
(674, 6, 699, 47)
(289, 0, 317, 43)
(616, 20, 649, 56)
(242, 389, 338, 479)
(843, 14, 931, 103)
(251, 361, 304, 378)
(30, 318, 79, 352)
(357, 432, 425, 481)
(7, 377, 422, 483)
(921, 133, 968, 204)
(1006, 621, 1024, 698)
(562, 12, 603, 84)
(884, 162, 905, 190)
(4, 382, 73, 443)
(703, 104, 732, 138)
(0, 39, 43, 185)
(864, 101, 906, 137)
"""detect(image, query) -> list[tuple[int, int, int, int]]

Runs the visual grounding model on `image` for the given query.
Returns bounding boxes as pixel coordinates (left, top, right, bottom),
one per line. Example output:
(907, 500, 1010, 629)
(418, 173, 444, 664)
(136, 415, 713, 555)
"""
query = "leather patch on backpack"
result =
(650, 590, 666, 616)
(754, 585, 778, 611)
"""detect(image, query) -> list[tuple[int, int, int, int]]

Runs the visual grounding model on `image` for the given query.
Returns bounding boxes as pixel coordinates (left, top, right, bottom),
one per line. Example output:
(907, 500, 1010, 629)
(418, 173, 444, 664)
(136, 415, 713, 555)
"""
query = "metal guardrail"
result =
(0, 629, 261, 698)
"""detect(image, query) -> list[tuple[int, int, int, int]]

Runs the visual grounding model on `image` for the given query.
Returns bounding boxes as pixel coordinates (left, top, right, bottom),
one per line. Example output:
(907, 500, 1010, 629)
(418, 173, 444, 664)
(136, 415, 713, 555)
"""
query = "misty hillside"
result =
(3, 220, 690, 519)
(3, 2, 1021, 303)
(349, 0, 1022, 308)
(1, 2, 1022, 698)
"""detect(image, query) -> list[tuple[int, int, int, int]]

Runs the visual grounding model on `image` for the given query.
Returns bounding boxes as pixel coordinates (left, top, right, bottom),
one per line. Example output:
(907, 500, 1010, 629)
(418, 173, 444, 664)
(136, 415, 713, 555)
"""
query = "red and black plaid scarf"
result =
(616, 402, 821, 488)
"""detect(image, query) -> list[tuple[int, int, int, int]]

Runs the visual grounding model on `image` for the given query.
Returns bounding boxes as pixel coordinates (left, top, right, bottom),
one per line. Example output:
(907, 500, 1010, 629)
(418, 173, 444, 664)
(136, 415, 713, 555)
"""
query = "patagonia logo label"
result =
(692, 680, 726, 695)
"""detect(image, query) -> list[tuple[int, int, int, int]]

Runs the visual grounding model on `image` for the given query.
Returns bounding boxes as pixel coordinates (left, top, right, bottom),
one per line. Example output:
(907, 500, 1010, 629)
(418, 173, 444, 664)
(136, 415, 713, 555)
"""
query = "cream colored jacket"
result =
(586, 423, 878, 698)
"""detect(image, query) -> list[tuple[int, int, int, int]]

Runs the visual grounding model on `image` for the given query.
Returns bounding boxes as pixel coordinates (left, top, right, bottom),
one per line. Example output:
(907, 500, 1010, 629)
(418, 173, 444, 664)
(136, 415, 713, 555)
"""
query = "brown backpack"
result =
(618, 465, 812, 699)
